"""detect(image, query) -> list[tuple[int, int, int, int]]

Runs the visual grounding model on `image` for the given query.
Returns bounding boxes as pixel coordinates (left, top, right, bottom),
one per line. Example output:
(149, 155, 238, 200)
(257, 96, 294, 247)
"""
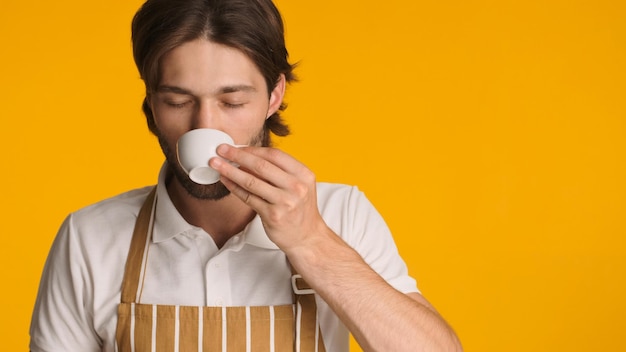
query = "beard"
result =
(156, 127, 267, 200)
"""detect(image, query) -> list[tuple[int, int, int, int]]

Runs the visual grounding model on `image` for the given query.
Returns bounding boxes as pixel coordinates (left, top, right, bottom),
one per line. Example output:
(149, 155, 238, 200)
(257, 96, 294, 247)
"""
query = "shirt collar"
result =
(153, 163, 197, 243)
(242, 215, 279, 250)
(152, 162, 279, 250)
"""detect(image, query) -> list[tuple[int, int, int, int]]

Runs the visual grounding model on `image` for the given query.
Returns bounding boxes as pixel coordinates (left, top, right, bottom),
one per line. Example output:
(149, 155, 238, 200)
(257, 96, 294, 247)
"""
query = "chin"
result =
(175, 166, 232, 200)
(184, 180, 231, 200)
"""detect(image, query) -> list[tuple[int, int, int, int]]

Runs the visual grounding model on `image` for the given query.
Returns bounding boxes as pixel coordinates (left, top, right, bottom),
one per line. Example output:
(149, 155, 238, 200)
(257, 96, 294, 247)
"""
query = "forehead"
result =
(158, 39, 267, 94)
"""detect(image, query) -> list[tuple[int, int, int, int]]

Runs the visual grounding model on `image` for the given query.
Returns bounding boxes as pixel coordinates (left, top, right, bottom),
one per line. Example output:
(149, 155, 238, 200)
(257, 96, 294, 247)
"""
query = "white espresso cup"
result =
(176, 128, 236, 185)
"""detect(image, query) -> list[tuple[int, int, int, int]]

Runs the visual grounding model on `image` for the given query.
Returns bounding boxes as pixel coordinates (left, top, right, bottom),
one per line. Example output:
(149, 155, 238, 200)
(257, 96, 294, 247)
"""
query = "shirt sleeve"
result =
(317, 184, 419, 294)
(344, 186, 419, 294)
(30, 214, 102, 352)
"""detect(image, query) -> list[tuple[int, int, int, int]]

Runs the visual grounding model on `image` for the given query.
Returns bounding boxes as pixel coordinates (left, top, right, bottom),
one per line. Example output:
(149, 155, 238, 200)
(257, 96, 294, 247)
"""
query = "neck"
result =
(167, 178, 256, 248)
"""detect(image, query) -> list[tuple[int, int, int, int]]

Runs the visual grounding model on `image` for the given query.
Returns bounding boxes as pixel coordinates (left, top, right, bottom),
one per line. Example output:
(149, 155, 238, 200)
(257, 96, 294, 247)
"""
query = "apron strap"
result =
(119, 187, 157, 303)
(291, 269, 327, 352)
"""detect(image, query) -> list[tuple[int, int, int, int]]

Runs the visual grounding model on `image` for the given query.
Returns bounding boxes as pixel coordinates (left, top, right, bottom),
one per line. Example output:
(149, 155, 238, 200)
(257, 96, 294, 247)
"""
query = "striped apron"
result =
(115, 188, 326, 351)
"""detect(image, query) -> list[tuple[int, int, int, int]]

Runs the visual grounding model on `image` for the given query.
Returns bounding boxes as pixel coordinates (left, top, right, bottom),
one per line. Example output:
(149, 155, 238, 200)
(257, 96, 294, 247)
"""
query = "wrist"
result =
(284, 226, 362, 287)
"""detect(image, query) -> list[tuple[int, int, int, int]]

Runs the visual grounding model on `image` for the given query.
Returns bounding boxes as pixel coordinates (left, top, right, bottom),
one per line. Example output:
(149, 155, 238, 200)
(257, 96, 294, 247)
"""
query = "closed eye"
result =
(223, 102, 245, 109)
(165, 100, 192, 108)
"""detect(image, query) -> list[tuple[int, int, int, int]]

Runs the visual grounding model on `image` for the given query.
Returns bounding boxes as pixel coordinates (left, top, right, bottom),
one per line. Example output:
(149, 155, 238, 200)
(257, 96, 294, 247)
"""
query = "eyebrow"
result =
(156, 85, 257, 95)
(156, 85, 192, 95)
(219, 85, 257, 94)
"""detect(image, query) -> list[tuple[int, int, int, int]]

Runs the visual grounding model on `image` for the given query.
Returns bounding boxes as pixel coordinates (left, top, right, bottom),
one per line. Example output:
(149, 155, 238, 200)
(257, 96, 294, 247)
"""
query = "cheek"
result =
(228, 115, 267, 144)
(152, 106, 191, 133)
(150, 111, 185, 146)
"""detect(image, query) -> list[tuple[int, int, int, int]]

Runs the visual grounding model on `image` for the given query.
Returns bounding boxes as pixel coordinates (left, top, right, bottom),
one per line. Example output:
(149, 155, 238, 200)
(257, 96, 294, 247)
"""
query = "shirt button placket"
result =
(206, 256, 231, 306)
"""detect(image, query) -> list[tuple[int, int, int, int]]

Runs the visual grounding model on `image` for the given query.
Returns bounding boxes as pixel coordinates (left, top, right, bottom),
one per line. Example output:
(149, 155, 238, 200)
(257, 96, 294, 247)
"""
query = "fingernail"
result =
(216, 144, 230, 155)
(209, 157, 223, 167)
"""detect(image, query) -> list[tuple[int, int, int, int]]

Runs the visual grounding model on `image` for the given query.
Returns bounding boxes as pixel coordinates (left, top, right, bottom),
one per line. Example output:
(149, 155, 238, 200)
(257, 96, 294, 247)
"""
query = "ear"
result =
(266, 74, 286, 119)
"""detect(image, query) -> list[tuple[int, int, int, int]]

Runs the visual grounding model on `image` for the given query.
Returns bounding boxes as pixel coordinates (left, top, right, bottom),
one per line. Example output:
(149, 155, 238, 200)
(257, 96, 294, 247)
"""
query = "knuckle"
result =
(244, 176, 257, 190)
(267, 147, 283, 160)
(252, 159, 270, 175)
(302, 168, 316, 184)
(292, 181, 308, 198)
(267, 208, 283, 223)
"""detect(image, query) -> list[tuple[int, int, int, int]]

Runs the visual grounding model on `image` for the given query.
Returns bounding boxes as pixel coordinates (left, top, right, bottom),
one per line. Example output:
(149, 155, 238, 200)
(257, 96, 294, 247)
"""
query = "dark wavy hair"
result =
(131, 0, 296, 145)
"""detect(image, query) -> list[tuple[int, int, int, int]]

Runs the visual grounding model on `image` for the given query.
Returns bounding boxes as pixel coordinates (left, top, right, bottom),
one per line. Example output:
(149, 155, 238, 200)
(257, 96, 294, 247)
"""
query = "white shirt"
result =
(30, 164, 418, 352)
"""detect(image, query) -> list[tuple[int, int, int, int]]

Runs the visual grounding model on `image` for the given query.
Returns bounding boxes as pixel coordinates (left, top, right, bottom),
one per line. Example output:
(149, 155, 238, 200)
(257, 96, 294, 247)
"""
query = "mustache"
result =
(156, 128, 267, 200)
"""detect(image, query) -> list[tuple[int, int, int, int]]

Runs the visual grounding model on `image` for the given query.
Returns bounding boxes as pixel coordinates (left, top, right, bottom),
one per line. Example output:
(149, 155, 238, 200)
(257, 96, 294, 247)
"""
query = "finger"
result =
(219, 176, 267, 208)
(209, 155, 283, 204)
(216, 144, 297, 189)
(238, 146, 312, 177)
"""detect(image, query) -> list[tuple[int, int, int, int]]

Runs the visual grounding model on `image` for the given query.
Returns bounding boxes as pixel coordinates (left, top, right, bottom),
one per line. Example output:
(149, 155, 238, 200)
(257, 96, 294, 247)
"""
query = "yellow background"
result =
(1, 0, 624, 350)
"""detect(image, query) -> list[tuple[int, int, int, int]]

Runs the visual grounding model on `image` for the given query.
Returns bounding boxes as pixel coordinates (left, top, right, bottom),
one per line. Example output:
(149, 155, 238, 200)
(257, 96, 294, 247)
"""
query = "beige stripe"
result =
(222, 307, 227, 352)
(315, 313, 320, 352)
(295, 302, 302, 352)
(151, 305, 157, 352)
(155, 305, 176, 352)
(202, 307, 223, 351)
(226, 306, 247, 351)
(133, 304, 154, 352)
(269, 306, 275, 352)
(179, 306, 199, 352)
(245, 307, 251, 352)
(198, 307, 203, 352)
(250, 306, 270, 352)
(273, 305, 295, 352)
(174, 306, 180, 352)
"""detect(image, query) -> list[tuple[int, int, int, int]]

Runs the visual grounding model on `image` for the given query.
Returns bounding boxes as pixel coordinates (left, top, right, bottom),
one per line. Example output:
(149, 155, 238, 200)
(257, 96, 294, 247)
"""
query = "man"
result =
(30, 0, 462, 351)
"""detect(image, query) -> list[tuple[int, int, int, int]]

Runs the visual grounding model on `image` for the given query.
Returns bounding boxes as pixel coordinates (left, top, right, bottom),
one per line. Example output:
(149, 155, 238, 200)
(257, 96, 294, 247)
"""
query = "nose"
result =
(192, 101, 222, 130)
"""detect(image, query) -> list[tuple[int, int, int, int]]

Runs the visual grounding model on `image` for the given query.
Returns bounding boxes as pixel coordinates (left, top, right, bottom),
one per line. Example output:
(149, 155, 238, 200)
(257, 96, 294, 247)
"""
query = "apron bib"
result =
(115, 188, 326, 352)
